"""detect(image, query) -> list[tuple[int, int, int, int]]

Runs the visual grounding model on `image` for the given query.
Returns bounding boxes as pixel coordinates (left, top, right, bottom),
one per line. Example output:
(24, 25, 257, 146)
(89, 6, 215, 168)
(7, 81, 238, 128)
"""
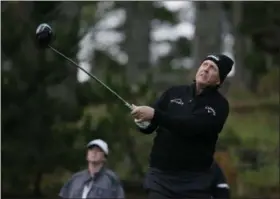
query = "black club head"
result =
(36, 23, 53, 48)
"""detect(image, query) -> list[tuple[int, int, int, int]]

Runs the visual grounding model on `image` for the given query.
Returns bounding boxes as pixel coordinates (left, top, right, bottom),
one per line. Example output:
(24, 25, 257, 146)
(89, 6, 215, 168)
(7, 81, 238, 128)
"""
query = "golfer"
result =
(131, 54, 233, 199)
(59, 139, 125, 199)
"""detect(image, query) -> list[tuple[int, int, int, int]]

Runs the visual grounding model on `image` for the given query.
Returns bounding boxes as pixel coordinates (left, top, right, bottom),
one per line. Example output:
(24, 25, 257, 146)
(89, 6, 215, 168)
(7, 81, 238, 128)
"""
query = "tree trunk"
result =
(46, 2, 82, 109)
(192, 2, 223, 74)
(33, 172, 43, 196)
(123, 2, 153, 84)
(232, 1, 251, 90)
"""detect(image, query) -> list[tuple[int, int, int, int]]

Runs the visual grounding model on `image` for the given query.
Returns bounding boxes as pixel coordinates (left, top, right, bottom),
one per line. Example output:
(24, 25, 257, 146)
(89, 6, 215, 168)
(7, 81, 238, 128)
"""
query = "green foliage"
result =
(257, 67, 279, 96)
(2, 1, 86, 195)
(219, 109, 279, 196)
(241, 164, 279, 188)
(153, 4, 177, 24)
(244, 50, 267, 78)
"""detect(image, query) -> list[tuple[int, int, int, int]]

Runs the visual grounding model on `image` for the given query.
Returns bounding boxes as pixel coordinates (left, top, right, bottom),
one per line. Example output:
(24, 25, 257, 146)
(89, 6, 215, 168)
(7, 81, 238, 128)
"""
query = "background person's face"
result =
(87, 146, 105, 164)
(195, 60, 220, 87)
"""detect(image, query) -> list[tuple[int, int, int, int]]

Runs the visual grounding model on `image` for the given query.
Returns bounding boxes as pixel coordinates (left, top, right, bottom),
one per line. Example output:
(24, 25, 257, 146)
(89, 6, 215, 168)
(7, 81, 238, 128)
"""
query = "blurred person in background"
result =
(131, 54, 233, 199)
(210, 161, 230, 199)
(59, 139, 125, 199)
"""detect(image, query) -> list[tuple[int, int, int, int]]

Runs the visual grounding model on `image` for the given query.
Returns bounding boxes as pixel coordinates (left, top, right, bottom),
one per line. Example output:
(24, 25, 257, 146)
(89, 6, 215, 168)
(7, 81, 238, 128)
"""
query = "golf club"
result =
(35, 23, 133, 110)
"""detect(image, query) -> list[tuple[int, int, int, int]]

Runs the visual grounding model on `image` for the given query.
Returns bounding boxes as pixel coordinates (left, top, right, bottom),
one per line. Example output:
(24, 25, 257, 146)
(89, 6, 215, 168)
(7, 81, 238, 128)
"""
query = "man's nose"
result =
(202, 68, 209, 73)
(204, 65, 211, 72)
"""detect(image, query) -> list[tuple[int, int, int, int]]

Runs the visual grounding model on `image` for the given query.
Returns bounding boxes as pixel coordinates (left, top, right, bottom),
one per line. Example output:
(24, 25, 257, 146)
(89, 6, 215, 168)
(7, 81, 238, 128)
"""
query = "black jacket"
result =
(138, 83, 229, 171)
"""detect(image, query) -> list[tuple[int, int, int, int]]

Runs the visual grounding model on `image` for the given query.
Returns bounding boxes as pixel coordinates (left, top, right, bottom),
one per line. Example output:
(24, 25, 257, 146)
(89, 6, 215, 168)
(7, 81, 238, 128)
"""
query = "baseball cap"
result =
(87, 139, 109, 155)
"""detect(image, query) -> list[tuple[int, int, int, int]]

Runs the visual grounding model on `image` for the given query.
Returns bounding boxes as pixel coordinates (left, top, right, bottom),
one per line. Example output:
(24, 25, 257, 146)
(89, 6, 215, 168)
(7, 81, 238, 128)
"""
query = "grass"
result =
(219, 107, 279, 197)
(225, 111, 279, 148)
(241, 164, 279, 187)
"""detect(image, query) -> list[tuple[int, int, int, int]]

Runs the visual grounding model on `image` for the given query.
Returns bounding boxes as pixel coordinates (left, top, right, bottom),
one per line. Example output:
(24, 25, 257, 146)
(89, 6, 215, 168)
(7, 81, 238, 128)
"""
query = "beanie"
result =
(203, 54, 234, 84)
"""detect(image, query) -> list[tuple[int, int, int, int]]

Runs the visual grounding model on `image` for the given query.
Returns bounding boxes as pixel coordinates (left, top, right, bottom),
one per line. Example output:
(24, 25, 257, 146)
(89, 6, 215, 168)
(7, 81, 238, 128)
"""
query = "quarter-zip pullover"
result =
(138, 83, 229, 172)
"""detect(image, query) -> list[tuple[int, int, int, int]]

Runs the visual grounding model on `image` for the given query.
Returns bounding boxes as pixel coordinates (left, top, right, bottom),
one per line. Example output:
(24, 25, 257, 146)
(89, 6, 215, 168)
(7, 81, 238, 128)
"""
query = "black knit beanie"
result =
(203, 54, 234, 84)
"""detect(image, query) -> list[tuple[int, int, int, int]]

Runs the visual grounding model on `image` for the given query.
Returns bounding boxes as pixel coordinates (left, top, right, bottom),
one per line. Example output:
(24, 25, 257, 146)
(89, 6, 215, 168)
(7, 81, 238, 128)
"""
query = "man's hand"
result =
(131, 105, 155, 122)
(131, 105, 151, 128)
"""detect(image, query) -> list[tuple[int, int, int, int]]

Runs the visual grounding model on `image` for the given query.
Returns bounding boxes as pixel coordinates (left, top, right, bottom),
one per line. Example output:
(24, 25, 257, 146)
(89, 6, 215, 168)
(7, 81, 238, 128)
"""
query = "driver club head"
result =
(35, 23, 53, 48)
(34, 23, 133, 110)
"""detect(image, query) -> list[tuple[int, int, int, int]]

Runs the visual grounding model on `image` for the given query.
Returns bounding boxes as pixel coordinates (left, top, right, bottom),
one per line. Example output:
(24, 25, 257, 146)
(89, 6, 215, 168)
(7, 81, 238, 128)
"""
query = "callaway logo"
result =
(205, 106, 216, 116)
(207, 55, 219, 62)
(170, 98, 184, 105)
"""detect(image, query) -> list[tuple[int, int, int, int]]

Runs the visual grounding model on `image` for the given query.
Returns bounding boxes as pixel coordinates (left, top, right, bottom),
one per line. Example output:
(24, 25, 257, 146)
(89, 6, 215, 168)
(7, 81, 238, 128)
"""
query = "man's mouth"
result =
(200, 73, 207, 77)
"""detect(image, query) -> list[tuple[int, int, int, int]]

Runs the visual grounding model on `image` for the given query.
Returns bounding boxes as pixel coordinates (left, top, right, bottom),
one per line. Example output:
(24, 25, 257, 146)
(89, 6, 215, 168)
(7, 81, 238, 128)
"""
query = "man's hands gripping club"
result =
(131, 105, 155, 121)
(131, 105, 155, 129)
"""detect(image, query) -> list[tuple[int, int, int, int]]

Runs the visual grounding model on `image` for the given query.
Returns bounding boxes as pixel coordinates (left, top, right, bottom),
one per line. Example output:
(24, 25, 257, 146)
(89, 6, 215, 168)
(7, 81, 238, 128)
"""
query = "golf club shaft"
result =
(48, 45, 133, 110)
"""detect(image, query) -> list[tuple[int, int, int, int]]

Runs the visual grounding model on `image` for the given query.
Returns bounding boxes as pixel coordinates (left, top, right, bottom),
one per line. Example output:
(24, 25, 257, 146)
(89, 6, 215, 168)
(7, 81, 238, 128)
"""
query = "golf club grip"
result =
(48, 45, 133, 110)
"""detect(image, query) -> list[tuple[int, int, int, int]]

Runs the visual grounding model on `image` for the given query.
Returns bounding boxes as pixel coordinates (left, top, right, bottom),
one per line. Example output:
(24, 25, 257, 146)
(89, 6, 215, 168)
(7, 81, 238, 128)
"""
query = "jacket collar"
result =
(190, 81, 218, 97)
(84, 165, 106, 182)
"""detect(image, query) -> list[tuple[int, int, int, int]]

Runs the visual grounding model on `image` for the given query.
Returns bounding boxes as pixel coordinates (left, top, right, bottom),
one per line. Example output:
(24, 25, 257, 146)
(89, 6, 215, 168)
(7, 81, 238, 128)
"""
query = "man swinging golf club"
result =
(131, 54, 233, 199)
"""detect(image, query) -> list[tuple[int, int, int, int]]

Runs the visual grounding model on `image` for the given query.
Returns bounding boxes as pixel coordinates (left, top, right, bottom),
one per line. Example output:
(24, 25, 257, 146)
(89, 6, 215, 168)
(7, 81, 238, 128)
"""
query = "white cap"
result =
(87, 139, 109, 155)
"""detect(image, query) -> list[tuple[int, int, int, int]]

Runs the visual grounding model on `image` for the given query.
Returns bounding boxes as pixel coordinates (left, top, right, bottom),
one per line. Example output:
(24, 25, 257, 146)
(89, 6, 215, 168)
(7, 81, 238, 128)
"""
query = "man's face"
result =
(87, 145, 105, 164)
(195, 60, 220, 86)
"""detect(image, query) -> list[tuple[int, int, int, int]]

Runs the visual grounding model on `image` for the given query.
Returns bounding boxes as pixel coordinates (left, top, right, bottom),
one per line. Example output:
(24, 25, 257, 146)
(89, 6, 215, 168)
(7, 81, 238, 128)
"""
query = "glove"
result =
(134, 119, 150, 129)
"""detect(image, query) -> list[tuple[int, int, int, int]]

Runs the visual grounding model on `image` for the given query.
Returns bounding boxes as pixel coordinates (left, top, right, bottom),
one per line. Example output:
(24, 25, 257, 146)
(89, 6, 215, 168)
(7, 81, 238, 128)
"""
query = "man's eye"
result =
(211, 66, 217, 71)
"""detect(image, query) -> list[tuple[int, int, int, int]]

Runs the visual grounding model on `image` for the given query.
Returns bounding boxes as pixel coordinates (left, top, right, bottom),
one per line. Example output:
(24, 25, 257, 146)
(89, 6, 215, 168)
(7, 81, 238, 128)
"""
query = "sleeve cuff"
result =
(152, 108, 164, 124)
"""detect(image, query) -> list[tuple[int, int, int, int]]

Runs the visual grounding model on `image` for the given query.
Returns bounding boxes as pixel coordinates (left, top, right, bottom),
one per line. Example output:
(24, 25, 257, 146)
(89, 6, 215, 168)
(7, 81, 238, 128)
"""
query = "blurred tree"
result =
(224, 1, 280, 92)
(121, 1, 153, 84)
(192, 2, 223, 73)
(231, 1, 251, 90)
(242, 2, 280, 93)
(1, 1, 85, 196)
(242, 2, 280, 56)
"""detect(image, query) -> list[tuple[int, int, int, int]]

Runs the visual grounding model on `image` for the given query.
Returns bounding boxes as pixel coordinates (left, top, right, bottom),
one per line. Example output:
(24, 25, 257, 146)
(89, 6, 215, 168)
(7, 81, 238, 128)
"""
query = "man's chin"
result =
(196, 80, 208, 86)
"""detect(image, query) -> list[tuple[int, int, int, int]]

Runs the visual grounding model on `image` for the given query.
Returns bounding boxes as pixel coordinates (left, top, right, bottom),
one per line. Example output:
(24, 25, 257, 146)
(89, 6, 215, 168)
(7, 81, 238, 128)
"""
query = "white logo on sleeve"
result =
(170, 98, 184, 105)
(205, 106, 216, 116)
(217, 183, 230, 189)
